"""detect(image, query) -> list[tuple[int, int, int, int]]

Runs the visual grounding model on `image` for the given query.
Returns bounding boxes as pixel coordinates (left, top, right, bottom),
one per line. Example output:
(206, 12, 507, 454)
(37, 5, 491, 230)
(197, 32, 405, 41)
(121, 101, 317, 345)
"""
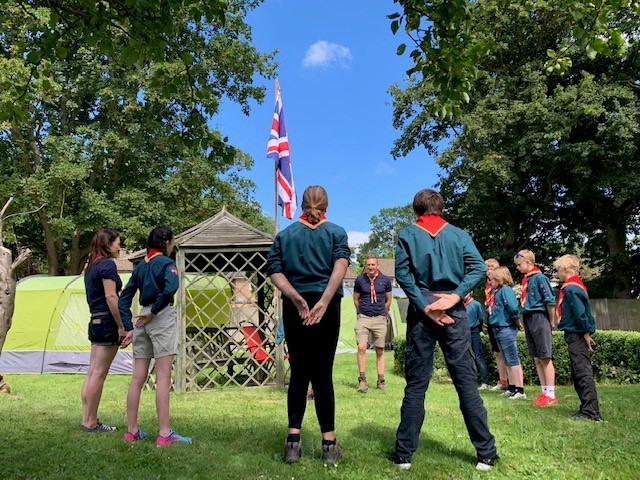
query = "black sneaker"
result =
(284, 440, 302, 463)
(80, 420, 116, 433)
(569, 413, 603, 422)
(321, 440, 341, 465)
(387, 452, 412, 470)
(476, 455, 500, 471)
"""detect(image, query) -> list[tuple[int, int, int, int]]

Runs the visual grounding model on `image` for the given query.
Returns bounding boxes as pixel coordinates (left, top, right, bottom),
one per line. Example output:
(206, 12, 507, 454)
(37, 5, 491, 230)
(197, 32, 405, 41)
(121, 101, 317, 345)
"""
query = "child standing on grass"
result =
(514, 250, 558, 407)
(119, 226, 191, 447)
(553, 255, 602, 421)
(488, 267, 526, 400)
(484, 259, 509, 392)
(464, 293, 489, 390)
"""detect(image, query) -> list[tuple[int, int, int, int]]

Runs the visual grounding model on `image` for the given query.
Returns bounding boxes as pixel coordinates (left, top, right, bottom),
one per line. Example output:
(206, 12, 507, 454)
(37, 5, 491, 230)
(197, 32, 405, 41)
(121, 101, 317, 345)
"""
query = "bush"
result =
(392, 330, 640, 385)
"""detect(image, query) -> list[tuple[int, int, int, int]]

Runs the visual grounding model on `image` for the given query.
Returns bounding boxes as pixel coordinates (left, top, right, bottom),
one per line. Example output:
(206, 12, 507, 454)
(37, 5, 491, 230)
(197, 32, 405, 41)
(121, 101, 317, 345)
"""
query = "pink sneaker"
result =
(156, 429, 192, 447)
(123, 429, 147, 443)
(122, 429, 147, 443)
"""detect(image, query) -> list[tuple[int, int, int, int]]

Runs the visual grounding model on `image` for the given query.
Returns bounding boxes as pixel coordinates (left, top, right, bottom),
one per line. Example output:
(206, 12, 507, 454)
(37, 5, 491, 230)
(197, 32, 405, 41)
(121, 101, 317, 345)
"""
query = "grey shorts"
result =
(523, 311, 552, 359)
(355, 314, 388, 348)
(133, 306, 177, 359)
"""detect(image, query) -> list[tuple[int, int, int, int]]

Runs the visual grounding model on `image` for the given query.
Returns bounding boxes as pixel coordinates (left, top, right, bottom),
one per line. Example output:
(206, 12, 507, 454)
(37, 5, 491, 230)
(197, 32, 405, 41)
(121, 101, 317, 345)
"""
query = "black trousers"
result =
(282, 292, 341, 433)
(395, 291, 497, 461)
(565, 332, 601, 419)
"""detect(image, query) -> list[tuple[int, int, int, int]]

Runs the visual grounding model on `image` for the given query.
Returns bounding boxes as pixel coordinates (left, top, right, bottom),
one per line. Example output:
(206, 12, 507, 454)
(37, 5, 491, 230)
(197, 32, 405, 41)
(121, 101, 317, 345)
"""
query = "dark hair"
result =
(412, 189, 444, 217)
(146, 226, 174, 255)
(87, 229, 120, 270)
(301, 185, 328, 224)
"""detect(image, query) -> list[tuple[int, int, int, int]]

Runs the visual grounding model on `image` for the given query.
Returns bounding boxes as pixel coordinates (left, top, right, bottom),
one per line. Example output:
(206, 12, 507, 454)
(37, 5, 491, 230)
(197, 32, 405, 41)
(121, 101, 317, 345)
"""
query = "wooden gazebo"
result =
(128, 208, 284, 392)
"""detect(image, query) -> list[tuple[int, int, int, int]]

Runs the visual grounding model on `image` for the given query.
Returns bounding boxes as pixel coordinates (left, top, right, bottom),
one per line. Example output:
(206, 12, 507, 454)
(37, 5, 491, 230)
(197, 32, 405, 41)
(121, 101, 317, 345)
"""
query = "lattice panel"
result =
(175, 248, 286, 391)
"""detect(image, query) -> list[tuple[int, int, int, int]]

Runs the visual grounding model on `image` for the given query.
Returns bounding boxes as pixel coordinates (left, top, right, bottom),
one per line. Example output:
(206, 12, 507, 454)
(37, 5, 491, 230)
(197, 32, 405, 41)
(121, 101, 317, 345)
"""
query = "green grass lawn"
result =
(1, 352, 638, 480)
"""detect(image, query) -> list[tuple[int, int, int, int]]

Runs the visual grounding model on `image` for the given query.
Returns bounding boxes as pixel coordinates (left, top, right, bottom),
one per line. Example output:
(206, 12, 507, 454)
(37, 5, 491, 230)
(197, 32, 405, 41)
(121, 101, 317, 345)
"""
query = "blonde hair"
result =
(554, 254, 580, 274)
(301, 185, 328, 224)
(485, 258, 499, 268)
(514, 249, 535, 264)
(492, 266, 514, 286)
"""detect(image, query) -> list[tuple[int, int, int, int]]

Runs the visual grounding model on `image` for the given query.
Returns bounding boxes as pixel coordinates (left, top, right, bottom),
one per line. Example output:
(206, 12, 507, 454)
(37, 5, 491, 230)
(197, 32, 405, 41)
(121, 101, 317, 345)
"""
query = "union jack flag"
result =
(267, 83, 297, 219)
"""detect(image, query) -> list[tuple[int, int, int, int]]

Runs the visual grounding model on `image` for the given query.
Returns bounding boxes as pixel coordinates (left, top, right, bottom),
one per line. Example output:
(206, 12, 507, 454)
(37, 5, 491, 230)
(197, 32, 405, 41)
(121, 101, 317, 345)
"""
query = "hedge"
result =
(392, 330, 640, 385)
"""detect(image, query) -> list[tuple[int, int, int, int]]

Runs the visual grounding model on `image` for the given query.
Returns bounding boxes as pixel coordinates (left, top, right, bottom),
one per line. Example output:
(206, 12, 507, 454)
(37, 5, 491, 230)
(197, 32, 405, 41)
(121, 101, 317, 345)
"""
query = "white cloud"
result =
(302, 40, 353, 69)
(347, 231, 370, 248)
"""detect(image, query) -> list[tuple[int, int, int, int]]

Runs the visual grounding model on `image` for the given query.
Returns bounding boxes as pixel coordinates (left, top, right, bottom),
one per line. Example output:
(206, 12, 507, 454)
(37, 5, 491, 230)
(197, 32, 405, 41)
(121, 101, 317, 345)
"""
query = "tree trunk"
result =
(0, 245, 18, 354)
(69, 234, 90, 275)
(37, 208, 58, 275)
(503, 218, 518, 251)
(607, 223, 631, 299)
(0, 197, 32, 394)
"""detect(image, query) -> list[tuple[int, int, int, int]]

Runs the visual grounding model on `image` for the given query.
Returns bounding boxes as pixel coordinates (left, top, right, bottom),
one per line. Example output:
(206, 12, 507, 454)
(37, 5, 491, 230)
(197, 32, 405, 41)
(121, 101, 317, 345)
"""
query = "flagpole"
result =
(273, 78, 280, 237)
(272, 78, 284, 388)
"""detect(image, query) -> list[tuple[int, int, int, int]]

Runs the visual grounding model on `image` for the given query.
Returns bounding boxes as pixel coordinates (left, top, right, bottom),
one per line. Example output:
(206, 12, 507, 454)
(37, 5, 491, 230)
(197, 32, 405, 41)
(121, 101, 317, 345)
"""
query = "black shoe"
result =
(387, 452, 412, 470)
(569, 413, 603, 422)
(476, 455, 500, 471)
(80, 420, 116, 433)
(284, 440, 302, 463)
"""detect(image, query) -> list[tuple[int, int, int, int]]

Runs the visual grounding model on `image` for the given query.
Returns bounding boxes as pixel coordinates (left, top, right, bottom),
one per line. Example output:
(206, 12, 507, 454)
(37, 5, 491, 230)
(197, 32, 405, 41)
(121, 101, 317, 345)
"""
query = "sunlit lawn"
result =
(1, 352, 638, 479)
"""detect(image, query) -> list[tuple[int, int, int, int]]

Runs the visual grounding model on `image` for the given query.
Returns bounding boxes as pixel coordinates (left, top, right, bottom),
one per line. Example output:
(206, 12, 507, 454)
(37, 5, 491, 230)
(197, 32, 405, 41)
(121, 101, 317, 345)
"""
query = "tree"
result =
(0, 0, 247, 121)
(0, 198, 32, 370)
(389, 0, 640, 120)
(390, 0, 640, 297)
(357, 205, 414, 265)
(0, 1, 276, 274)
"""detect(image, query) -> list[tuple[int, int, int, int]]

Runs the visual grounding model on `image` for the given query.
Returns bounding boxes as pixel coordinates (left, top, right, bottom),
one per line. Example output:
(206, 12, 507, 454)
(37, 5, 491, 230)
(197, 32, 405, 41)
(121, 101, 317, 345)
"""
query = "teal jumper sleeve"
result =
(118, 271, 138, 331)
(151, 262, 179, 315)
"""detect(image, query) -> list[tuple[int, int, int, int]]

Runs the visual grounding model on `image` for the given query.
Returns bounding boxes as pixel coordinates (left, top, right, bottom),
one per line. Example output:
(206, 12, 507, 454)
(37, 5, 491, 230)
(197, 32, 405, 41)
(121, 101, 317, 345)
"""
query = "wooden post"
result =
(174, 249, 187, 392)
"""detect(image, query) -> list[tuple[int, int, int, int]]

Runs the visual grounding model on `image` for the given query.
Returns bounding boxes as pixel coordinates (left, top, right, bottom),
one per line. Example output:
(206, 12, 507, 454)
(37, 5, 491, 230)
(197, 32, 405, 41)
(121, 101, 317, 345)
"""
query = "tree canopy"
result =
(357, 205, 413, 265)
(389, 0, 640, 121)
(389, 0, 640, 298)
(0, 0, 276, 274)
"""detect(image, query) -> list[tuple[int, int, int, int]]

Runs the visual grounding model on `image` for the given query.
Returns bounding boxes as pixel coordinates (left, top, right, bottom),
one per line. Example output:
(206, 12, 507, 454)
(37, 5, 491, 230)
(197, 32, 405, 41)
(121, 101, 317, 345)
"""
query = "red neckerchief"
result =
(556, 275, 587, 321)
(145, 249, 164, 263)
(484, 280, 492, 306)
(415, 214, 448, 237)
(520, 266, 541, 307)
(367, 271, 379, 303)
(299, 213, 327, 228)
(488, 286, 501, 315)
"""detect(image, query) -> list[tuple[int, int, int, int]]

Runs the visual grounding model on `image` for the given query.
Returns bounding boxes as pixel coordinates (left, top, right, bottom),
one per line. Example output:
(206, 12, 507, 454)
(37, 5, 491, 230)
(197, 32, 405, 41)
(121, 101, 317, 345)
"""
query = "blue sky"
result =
(214, 0, 441, 247)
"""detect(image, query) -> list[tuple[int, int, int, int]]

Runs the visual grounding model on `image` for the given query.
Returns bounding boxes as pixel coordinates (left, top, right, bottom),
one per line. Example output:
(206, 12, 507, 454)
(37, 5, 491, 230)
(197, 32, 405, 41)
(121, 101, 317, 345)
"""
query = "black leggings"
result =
(283, 292, 341, 433)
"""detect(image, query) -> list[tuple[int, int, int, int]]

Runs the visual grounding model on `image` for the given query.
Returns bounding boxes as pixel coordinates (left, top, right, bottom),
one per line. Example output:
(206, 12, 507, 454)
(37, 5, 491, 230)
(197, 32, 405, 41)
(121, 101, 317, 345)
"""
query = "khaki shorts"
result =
(133, 306, 177, 359)
(355, 314, 388, 348)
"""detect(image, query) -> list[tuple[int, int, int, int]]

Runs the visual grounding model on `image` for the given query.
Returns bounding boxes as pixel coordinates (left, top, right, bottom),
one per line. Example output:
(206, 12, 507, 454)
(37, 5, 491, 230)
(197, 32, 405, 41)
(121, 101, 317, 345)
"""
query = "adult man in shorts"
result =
(354, 256, 392, 392)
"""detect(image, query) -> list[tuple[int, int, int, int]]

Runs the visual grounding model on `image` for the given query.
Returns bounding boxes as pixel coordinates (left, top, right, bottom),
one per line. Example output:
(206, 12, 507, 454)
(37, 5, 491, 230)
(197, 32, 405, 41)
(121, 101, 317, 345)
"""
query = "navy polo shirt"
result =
(354, 272, 392, 316)
(85, 258, 122, 314)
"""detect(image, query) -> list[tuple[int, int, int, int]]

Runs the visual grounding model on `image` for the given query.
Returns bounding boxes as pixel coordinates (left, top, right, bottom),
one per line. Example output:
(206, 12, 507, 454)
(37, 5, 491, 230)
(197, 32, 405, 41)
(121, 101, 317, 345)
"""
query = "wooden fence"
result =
(591, 299, 640, 331)
(395, 298, 640, 331)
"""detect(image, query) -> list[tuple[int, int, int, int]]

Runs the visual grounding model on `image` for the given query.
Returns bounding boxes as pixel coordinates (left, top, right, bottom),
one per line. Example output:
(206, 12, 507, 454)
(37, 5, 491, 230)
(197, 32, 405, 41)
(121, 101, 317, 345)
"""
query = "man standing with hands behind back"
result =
(354, 256, 392, 393)
(387, 189, 498, 472)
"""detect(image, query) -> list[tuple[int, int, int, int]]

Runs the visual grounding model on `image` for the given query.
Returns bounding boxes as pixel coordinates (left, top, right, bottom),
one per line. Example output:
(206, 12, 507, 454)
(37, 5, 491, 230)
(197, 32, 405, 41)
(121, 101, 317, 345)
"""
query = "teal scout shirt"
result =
(395, 223, 486, 311)
(557, 285, 596, 335)
(489, 286, 520, 328)
(520, 271, 556, 314)
(466, 299, 485, 329)
(267, 219, 351, 295)
(119, 255, 179, 326)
